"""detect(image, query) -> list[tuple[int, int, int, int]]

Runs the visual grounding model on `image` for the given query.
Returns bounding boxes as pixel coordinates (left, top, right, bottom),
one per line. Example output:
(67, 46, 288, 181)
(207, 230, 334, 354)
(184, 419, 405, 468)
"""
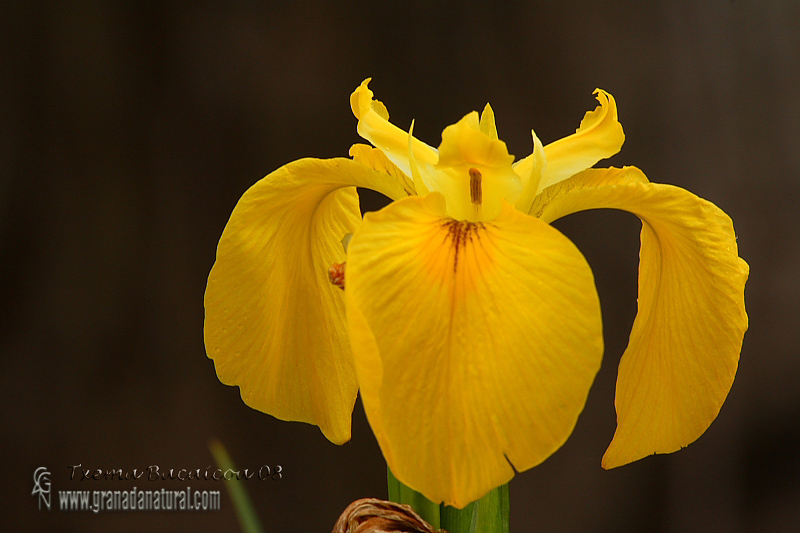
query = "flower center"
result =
(428, 111, 521, 222)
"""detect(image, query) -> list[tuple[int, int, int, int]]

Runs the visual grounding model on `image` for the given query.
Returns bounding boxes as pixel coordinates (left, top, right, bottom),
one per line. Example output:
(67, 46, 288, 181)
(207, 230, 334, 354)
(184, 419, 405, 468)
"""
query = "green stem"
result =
(387, 467, 509, 533)
(387, 467, 441, 529)
(440, 484, 509, 533)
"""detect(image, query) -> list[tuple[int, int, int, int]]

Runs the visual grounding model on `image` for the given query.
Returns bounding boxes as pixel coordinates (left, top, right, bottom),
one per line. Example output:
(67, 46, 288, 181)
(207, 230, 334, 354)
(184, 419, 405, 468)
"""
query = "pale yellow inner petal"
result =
(513, 129, 546, 214)
(432, 112, 521, 221)
(349, 143, 416, 198)
(479, 103, 499, 140)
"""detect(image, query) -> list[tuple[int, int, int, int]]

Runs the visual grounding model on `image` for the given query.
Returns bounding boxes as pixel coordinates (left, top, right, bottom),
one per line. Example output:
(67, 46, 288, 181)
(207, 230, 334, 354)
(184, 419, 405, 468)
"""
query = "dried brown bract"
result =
(332, 498, 447, 533)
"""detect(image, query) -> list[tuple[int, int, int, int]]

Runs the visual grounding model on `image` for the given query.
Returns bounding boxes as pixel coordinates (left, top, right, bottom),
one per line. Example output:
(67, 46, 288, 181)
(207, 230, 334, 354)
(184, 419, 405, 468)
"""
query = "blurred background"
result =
(2, 1, 798, 531)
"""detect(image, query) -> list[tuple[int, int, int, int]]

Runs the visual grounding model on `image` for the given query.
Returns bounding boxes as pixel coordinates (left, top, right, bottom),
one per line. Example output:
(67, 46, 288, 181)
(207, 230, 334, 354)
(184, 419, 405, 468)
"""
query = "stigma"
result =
(469, 168, 482, 206)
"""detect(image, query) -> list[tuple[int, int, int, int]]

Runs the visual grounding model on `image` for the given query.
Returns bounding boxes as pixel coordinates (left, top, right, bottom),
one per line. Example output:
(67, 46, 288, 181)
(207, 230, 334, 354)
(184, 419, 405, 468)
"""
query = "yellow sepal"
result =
(346, 194, 603, 506)
(205, 157, 409, 444)
(532, 166, 748, 467)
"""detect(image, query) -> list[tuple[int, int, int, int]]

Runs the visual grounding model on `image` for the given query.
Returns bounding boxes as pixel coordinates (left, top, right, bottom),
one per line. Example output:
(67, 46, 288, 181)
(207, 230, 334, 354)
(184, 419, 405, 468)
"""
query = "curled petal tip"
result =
(351, 78, 374, 120)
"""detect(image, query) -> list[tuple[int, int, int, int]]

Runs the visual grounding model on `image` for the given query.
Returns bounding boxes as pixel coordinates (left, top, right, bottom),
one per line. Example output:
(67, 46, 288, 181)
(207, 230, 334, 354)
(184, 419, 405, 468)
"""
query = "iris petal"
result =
(531, 166, 749, 468)
(351, 79, 439, 176)
(204, 158, 408, 444)
(513, 129, 546, 215)
(346, 194, 603, 507)
(479, 103, 499, 140)
(515, 89, 624, 196)
(349, 143, 416, 198)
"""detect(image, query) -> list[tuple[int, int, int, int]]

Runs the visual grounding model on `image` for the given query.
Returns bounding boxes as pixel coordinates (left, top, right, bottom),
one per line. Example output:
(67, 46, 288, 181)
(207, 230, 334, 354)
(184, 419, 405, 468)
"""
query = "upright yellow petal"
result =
(515, 89, 624, 196)
(351, 79, 439, 177)
(205, 158, 408, 444)
(346, 194, 603, 507)
(532, 167, 749, 468)
(479, 103, 499, 140)
(406, 120, 432, 196)
(512, 129, 546, 214)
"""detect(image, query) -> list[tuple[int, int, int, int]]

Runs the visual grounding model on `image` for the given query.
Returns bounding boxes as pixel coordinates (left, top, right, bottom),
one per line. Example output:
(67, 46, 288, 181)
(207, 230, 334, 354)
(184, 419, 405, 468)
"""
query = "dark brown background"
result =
(3, 1, 798, 531)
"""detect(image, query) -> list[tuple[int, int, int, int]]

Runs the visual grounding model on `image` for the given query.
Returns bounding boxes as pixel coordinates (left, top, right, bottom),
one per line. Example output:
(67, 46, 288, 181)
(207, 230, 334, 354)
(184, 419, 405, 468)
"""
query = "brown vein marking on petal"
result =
(332, 498, 447, 533)
(329, 262, 346, 290)
(441, 220, 485, 274)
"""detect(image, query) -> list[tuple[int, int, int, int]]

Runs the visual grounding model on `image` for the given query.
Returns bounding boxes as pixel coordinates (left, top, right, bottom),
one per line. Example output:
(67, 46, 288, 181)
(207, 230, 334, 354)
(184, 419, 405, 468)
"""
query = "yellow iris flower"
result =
(204, 79, 749, 508)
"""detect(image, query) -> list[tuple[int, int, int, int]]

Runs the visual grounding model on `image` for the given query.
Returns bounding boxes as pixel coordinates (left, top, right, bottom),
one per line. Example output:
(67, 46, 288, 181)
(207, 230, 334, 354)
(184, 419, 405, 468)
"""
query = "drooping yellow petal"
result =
(205, 158, 409, 444)
(346, 194, 603, 507)
(514, 89, 624, 196)
(531, 166, 749, 468)
(351, 79, 439, 177)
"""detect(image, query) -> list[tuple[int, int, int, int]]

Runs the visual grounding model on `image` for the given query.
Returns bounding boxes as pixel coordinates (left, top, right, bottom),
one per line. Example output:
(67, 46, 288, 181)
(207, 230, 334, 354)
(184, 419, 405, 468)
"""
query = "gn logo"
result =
(32, 467, 51, 511)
